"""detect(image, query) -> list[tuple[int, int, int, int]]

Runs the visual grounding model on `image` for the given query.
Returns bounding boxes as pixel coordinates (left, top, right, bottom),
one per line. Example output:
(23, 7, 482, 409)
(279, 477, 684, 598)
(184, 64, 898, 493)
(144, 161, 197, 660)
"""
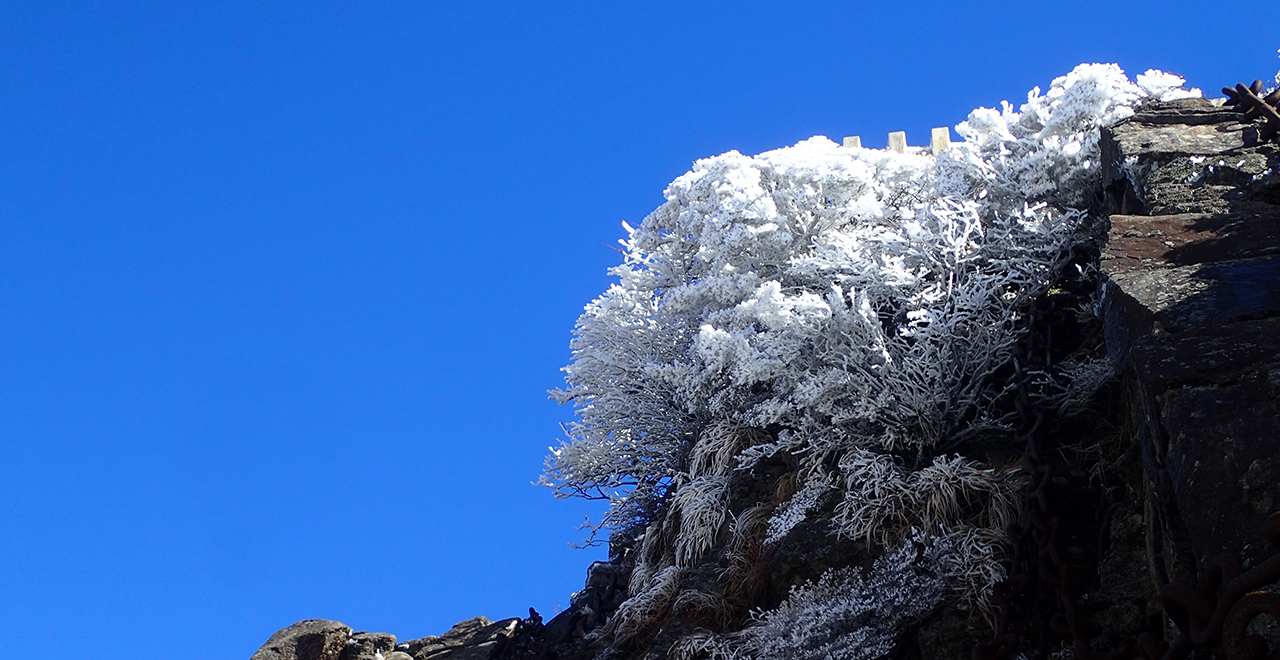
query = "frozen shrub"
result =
(668, 475, 730, 567)
(736, 538, 949, 660)
(764, 479, 832, 545)
(544, 64, 1199, 655)
(594, 564, 684, 647)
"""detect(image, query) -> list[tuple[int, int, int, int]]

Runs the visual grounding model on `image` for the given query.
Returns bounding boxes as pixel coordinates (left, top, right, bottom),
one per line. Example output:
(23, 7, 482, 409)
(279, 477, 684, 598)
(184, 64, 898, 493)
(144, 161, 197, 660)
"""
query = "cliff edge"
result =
(253, 95, 1280, 660)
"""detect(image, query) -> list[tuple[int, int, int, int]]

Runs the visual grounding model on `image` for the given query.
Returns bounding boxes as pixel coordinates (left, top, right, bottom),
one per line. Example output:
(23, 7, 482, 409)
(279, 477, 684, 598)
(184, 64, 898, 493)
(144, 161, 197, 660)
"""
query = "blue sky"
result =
(1, 2, 1276, 657)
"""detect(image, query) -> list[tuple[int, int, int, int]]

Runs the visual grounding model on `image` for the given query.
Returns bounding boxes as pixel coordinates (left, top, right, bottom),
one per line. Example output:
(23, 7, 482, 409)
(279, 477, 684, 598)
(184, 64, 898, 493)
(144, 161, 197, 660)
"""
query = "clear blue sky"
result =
(1, 2, 1276, 657)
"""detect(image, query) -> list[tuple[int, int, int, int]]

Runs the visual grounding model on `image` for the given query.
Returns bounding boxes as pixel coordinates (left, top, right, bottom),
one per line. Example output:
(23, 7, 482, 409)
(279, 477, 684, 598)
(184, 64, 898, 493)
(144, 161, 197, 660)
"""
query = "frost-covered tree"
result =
(544, 64, 1199, 658)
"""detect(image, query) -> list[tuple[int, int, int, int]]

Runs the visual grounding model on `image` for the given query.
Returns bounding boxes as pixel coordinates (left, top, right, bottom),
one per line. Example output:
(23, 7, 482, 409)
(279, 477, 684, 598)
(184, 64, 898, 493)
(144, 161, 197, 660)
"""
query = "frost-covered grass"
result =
(736, 538, 950, 660)
(544, 63, 1200, 658)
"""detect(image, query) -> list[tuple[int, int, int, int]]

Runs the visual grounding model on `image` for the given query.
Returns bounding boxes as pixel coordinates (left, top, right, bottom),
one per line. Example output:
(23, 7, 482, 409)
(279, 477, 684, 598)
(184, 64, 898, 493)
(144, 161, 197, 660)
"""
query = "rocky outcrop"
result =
(397, 617, 520, 660)
(250, 617, 523, 660)
(1099, 97, 1280, 574)
(1093, 97, 1280, 657)
(250, 620, 357, 660)
(1102, 98, 1280, 216)
(254, 96, 1280, 660)
(344, 632, 398, 660)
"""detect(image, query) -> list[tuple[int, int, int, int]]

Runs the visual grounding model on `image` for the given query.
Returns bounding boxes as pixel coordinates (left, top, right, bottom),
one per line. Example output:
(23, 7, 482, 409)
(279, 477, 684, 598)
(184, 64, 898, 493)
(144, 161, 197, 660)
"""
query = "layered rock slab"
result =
(1100, 99, 1280, 575)
(1101, 97, 1280, 216)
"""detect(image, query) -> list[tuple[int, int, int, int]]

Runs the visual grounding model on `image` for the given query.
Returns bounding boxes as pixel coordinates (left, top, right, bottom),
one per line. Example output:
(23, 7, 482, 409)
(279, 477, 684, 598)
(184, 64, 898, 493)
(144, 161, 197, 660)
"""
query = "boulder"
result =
(339, 632, 397, 660)
(251, 619, 353, 660)
(396, 617, 519, 660)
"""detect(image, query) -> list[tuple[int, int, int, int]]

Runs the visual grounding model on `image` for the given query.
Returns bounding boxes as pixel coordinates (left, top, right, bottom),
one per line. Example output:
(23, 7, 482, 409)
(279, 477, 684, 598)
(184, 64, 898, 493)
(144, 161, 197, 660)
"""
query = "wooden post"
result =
(887, 131, 907, 154)
(931, 127, 951, 156)
(842, 136, 862, 148)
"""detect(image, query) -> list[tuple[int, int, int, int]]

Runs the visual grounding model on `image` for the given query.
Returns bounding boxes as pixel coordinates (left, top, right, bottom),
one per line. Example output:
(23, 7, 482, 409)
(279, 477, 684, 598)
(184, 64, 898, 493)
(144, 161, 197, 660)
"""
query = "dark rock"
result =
(1157, 374, 1280, 563)
(251, 620, 353, 660)
(1102, 213, 1280, 273)
(767, 511, 867, 609)
(916, 607, 982, 660)
(535, 561, 629, 660)
(396, 617, 518, 660)
(254, 617, 522, 660)
(1101, 212, 1280, 337)
(1101, 99, 1280, 574)
(1101, 98, 1280, 216)
(339, 632, 397, 660)
(1090, 507, 1157, 648)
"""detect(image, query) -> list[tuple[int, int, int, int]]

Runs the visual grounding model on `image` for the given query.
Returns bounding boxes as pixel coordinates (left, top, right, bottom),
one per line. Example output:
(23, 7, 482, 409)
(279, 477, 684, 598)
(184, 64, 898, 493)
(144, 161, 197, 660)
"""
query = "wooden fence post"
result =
(931, 127, 951, 155)
(841, 128, 953, 154)
(887, 131, 907, 154)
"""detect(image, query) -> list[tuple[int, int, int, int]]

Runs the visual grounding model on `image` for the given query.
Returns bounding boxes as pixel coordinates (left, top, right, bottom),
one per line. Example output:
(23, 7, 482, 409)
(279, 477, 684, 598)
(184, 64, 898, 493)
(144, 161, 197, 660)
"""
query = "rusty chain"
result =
(1223, 80, 1280, 143)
